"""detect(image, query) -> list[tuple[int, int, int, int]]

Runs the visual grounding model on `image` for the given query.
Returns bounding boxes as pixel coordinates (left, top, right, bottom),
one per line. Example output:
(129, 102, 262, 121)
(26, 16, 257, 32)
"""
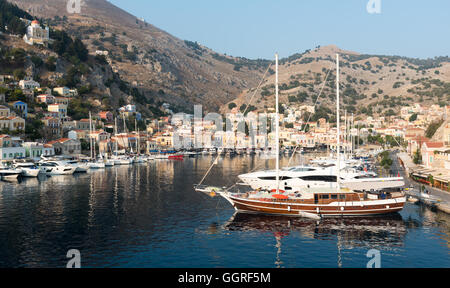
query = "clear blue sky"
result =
(109, 0, 450, 60)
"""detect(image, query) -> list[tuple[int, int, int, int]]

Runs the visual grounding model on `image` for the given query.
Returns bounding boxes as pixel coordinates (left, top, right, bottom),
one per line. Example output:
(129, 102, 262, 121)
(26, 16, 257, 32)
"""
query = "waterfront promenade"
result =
(397, 152, 450, 214)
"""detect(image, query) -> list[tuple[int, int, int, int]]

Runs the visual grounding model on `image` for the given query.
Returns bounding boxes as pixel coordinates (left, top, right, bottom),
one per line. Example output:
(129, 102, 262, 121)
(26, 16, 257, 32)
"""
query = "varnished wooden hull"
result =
(222, 194, 406, 217)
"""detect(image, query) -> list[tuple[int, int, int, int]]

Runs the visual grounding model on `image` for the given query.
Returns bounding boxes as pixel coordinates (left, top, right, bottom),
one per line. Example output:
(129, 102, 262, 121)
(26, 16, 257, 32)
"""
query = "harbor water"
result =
(0, 155, 449, 268)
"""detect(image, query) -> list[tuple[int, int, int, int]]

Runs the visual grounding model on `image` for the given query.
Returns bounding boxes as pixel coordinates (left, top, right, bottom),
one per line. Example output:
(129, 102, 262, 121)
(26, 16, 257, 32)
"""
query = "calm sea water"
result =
(0, 155, 449, 268)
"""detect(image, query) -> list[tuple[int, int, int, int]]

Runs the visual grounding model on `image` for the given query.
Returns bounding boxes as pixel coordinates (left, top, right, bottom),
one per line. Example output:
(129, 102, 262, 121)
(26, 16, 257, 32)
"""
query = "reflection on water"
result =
(0, 155, 449, 268)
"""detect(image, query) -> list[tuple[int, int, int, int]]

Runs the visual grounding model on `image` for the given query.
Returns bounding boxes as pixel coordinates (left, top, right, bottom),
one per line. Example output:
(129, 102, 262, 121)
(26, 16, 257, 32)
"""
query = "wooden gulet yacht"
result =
(212, 54, 406, 218)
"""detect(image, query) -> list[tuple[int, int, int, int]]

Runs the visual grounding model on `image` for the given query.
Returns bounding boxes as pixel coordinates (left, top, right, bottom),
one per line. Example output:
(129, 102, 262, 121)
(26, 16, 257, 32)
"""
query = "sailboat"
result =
(88, 112, 105, 169)
(210, 54, 406, 218)
(111, 116, 133, 165)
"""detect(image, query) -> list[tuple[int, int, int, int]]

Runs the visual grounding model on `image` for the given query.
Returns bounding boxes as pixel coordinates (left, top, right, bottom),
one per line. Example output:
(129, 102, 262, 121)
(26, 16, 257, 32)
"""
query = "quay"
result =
(397, 152, 450, 214)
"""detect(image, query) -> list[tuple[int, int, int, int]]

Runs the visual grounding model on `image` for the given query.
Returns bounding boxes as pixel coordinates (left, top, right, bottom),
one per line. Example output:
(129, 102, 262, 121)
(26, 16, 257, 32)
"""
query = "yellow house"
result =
(9, 117, 26, 131)
(0, 105, 10, 117)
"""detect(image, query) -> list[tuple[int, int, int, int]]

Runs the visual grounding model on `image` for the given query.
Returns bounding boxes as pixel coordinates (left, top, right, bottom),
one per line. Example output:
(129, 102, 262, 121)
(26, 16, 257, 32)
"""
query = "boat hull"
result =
(21, 168, 41, 177)
(221, 193, 406, 217)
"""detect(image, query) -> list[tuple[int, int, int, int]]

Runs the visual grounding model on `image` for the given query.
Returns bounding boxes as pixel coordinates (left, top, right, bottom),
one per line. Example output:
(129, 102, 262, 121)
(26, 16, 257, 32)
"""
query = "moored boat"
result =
(198, 53, 406, 218)
(13, 162, 40, 177)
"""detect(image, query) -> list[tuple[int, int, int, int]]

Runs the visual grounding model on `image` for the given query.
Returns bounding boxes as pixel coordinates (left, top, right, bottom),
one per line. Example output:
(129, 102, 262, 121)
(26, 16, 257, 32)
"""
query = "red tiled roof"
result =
(424, 142, 444, 149)
(48, 138, 71, 145)
(412, 136, 429, 142)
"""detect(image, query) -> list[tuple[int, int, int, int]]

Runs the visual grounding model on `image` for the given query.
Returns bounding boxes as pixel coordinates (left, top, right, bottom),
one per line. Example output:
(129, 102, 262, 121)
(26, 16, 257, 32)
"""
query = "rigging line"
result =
(243, 62, 274, 116)
(197, 62, 274, 187)
(287, 64, 334, 167)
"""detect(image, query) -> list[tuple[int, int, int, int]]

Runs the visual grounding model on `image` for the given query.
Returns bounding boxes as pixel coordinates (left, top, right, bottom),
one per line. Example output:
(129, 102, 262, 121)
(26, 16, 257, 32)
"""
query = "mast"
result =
(336, 54, 341, 192)
(275, 53, 280, 193)
(114, 117, 118, 156)
(89, 111, 93, 160)
(137, 119, 140, 156)
(344, 110, 347, 161)
(351, 113, 354, 158)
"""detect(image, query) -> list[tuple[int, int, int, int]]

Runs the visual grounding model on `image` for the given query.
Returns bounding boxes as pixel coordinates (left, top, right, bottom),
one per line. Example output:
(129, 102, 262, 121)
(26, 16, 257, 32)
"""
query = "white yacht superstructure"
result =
(38, 161, 76, 175)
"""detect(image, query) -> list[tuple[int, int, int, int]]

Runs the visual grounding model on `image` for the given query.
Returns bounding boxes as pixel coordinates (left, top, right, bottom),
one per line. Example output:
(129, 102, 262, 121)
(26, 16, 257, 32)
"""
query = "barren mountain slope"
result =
(10, 0, 267, 112)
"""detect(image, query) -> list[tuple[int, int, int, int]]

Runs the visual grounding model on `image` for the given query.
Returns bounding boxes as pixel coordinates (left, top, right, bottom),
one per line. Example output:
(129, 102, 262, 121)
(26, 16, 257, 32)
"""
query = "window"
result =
(331, 194, 338, 200)
(320, 195, 329, 200)
(259, 176, 292, 180)
(300, 176, 337, 182)
(339, 195, 346, 200)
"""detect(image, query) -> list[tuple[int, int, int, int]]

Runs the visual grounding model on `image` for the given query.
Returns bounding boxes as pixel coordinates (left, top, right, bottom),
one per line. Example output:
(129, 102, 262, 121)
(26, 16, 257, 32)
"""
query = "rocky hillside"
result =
(226, 45, 450, 119)
(9, 0, 268, 113)
(8, 0, 450, 118)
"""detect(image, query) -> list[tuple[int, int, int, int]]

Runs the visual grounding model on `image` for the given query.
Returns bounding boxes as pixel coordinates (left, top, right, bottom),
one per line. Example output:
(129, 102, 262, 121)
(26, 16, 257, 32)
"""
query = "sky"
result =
(108, 0, 450, 60)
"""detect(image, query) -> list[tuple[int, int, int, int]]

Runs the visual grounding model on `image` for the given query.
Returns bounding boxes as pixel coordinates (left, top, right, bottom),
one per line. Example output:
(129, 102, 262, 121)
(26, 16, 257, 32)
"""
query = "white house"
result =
(19, 78, 40, 90)
(0, 147, 26, 160)
(23, 20, 50, 46)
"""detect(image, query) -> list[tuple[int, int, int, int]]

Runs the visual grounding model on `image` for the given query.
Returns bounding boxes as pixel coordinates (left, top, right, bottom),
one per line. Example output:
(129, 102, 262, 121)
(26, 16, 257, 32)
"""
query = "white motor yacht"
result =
(38, 161, 76, 175)
(13, 162, 40, 177)
(0, 165, 23, 180)
(65, 160, 90, 173)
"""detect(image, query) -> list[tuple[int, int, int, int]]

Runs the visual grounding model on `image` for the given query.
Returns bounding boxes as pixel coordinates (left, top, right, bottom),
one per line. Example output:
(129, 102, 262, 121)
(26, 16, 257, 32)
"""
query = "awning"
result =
(434, 177, 450, 183)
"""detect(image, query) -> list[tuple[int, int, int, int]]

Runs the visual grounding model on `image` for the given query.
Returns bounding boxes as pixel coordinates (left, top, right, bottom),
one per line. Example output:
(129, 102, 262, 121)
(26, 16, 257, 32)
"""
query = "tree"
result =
(409, 113, 418, 122)
(413, 148, 422, 165)
(228, 102, 237, 110)
(30, 55, 43, 68)
(425, 120, 444, 139)
(13, 69, 25, 80)
(45, 56, 57, 71)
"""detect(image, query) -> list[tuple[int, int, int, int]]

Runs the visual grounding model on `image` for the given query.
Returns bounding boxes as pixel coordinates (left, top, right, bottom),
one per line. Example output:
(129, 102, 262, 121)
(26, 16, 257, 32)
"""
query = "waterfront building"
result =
(407, 136, 429, 156)
(421, 142, 444, 169)
(112, 134, 137, 150)
(22, 142, 54, 159)
(68, 130, 88, 140)
(47, 138, 81, 156)
(89, 130, 110, 142)
(0, 146, 26, 160)
(0, 135, 12, 148)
